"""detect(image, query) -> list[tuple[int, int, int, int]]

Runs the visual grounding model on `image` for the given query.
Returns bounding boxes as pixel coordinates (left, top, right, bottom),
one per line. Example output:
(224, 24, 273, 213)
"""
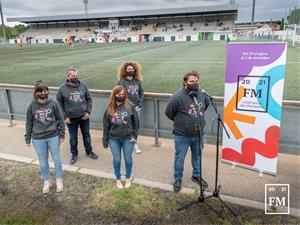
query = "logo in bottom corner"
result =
(265, 184, 289, 214)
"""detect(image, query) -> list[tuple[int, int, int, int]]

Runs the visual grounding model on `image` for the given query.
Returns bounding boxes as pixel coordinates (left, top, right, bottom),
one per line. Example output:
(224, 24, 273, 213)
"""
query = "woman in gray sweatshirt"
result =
(102, 85, 139, 189)
(117, 61, 144, 154)
(25, 81, 65, 194)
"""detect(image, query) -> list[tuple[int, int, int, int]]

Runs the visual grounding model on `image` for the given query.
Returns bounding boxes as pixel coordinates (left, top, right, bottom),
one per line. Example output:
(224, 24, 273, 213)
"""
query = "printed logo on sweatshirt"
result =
(69, 91, 83, 103)
(187, 102, 204, 118)
(127, 84, 139, 96)
(34, 107, 53, 123)
(112, 111, 128, 125)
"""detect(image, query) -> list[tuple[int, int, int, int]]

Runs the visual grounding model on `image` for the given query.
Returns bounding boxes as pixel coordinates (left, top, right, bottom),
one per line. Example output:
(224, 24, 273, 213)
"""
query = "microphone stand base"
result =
(178, 186, 240, 225)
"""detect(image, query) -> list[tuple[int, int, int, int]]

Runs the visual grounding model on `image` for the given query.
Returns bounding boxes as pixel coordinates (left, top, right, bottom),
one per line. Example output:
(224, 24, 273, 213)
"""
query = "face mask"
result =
(127, 71, 135, 77)
(37, 93, 48, 100)
(186, 83, 199, 92)
(115, 96, 125, 102)
(69, 77, 78, 84)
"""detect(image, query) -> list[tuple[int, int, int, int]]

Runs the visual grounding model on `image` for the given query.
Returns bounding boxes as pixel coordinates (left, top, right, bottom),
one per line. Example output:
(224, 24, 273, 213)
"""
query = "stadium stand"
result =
(7, 4, 237, 43)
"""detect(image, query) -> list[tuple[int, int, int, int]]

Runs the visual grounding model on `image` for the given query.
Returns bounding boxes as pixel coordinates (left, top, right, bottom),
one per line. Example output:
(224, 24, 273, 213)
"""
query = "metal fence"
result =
(0, 84, 299, 154)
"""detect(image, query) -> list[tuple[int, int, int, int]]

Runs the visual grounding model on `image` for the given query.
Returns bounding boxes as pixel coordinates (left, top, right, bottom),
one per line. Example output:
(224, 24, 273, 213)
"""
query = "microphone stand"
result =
(178, 91, 239, 225)
(205, 93, 238, 221)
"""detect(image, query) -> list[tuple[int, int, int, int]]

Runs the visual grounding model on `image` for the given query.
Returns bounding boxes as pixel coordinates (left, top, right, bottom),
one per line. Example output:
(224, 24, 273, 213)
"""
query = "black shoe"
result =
(191, 176, 208, 189)
(87, 151, 98, 160)
(173, 180, 182, 193)
(70, 154, 77, 165)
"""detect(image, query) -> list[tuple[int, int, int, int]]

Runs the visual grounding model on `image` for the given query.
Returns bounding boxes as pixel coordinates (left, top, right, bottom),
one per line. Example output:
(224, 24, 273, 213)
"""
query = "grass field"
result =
(0, 41, 299, 100)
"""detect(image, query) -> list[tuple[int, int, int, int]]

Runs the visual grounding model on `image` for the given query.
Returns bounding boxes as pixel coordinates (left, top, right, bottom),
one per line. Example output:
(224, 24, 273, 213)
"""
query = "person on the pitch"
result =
(165, 71, 209, 193)
(18, 39, 24, 51)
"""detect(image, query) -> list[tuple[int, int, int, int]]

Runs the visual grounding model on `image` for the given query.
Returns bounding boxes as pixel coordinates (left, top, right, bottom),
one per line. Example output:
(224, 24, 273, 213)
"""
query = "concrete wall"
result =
(0, 84, 299, 154)
(164, 36, 171, 42)
(191, 34, 198, 41)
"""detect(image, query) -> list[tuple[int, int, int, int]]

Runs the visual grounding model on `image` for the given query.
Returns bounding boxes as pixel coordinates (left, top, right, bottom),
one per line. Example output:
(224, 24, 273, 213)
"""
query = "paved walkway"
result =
(0, 118, 299, 216)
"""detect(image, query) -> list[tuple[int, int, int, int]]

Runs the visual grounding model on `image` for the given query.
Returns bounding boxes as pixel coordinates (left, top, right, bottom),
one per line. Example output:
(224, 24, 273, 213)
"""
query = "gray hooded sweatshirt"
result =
(165, 88, 209, 137)
(102, 104, 139, 148)
(25, 98, 65, 144)
(117, 78, 144, 107)
(56, 80, 92, 119)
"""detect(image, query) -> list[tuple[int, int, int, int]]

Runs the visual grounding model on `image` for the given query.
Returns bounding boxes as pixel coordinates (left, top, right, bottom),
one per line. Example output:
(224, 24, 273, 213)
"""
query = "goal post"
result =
(284, 24, 300, 47)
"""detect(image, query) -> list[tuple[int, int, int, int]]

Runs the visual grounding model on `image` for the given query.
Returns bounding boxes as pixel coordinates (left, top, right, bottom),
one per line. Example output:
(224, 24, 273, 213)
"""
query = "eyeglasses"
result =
(37, 90, 48, 94)
(187, 80, 199, 84)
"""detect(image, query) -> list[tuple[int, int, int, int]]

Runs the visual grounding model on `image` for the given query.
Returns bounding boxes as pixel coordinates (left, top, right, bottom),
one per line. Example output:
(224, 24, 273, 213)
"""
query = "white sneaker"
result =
(115, 180, 124, 189)
(125, 178, 132, 188)
(56, 179, 63, 193)
(134, 144, 142, 154)
(42, 181, 52, 194)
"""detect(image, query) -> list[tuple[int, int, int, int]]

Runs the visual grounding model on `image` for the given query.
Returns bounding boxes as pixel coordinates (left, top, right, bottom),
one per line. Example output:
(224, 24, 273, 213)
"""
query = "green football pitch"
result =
(0, 41, 299, 100)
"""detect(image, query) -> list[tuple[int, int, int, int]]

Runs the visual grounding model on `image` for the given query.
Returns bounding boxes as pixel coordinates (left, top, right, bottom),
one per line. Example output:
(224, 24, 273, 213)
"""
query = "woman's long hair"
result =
(33, 80, 49, 101)
(117, 61, 142, 81)
(107, 85, 129, 117)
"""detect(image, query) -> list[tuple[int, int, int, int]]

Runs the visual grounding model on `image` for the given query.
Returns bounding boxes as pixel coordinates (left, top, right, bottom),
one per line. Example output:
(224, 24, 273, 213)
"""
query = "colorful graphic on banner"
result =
(222, 43, 287, 175)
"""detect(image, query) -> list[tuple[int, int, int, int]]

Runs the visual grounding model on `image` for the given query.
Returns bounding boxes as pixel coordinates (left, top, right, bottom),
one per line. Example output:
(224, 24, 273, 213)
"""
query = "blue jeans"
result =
(108, 139, 134, 180)
(67, 117, 93, 156)
(32, 135, 62, 181)
(173, 134, 204, 181)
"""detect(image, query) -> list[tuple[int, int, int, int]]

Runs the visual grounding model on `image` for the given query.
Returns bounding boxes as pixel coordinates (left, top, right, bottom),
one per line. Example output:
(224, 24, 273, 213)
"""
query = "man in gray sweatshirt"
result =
(57, 67, 98, 165)
(165, 71, 209, 193)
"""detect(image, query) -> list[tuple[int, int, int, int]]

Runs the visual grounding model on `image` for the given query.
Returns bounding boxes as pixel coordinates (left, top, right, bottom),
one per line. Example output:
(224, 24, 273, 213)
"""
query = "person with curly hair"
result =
(117, 61, 144, 154)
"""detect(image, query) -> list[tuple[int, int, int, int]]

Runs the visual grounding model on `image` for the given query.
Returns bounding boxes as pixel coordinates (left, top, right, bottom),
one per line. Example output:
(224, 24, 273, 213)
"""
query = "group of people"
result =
(25, 62, 210, 194)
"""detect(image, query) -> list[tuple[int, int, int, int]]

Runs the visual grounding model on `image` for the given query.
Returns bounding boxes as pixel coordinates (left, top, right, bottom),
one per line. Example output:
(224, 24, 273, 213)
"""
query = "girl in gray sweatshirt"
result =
(25, 81, 65, 194)
(102, 85, 139, 189)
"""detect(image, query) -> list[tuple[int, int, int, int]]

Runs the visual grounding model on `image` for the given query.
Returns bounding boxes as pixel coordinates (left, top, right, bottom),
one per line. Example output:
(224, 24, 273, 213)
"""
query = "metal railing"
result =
(1, 84, 299, 154)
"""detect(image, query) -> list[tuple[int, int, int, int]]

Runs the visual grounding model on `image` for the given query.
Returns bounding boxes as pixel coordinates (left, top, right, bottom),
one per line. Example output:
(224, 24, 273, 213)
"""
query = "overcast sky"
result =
(1, 0, 299, 26)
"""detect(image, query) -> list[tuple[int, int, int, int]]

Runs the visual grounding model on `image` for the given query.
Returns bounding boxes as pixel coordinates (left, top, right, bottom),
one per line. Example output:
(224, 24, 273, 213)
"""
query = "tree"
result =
(0, 24, 27, 39)
(288, 8, 300, 25)
(280, 18, 284, 30)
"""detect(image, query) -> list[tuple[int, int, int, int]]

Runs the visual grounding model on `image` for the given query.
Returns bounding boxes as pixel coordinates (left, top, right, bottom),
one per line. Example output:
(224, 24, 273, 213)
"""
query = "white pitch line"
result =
(81, 74, 100, 81)
(104, 51, 151, 62)
(104, 44, 174, 62)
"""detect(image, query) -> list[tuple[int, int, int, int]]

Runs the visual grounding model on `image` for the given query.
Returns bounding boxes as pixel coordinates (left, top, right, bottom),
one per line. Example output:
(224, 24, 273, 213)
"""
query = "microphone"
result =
(188, 91, 197, 98)
(188, 91, 199, 106)
(201, 89, 213, 100)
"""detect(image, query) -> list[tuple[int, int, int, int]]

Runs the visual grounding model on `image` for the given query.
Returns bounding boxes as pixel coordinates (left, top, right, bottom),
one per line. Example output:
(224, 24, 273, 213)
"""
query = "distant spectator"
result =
(205, 19, 209, 26)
